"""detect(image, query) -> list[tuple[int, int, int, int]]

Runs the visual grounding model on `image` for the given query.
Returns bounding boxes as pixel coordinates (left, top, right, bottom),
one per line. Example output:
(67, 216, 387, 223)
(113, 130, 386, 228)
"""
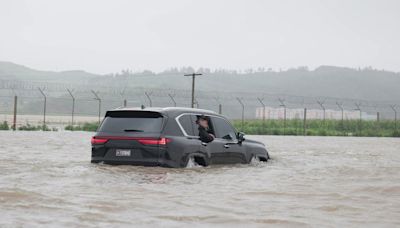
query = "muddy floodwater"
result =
(0, 131, 399, 227)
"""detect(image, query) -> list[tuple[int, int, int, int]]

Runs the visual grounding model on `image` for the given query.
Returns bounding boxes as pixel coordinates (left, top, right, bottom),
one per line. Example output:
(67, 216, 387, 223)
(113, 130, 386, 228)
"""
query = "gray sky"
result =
(0, 0, 399, 74)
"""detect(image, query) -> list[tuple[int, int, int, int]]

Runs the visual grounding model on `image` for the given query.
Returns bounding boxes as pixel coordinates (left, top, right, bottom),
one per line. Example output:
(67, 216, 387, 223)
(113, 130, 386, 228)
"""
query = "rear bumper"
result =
(91, 157, 182, 168)
(91, 157, 158, 166)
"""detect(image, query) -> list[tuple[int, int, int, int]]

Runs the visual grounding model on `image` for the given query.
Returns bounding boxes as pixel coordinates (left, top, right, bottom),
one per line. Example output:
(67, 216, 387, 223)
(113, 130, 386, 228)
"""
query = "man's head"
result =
(197, 115, 209, 128)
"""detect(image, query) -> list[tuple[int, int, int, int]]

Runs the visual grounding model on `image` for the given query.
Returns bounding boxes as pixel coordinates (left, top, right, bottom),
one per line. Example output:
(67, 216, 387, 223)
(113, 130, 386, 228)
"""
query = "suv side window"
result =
(192, 114, 215, 136)
(191, 115, 199, 136)
(177, 114, 195, 136)
(211, 117, 237, 140)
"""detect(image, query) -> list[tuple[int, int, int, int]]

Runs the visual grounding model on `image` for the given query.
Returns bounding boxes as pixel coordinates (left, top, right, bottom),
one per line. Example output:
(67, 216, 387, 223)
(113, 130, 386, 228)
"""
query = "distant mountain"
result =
(1, 61, 400, 102)
(89, 65, 400, 101)
(0, 61, 98, 83)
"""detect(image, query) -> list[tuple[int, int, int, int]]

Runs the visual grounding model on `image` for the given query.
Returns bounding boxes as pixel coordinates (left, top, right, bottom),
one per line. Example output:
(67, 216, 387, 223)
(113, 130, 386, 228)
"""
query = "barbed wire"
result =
(1, 78, 399, 123)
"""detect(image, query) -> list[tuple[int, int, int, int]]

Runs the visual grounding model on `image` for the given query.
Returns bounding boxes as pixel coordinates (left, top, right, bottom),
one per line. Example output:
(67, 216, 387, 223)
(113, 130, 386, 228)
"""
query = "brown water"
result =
(0, 131, 399, 227)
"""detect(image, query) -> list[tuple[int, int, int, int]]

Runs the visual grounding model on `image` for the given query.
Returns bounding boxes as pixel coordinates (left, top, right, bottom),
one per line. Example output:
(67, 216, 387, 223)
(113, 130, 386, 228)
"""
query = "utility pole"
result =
(168, 93, 176, 107)
(91, 90, 101, 124)
(236, 97, 245, 131)
(38, 87, 47, 131)
(144, 91, 153, 107)
(278, 98, 286, 135)
(67, 89, 75, 128)
(257, 97, 266, 130)
(184, 73, 202, 108)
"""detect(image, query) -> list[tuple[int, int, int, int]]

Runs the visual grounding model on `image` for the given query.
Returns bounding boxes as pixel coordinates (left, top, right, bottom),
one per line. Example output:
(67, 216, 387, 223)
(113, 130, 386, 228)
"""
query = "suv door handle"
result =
(223, 144, 230, 148)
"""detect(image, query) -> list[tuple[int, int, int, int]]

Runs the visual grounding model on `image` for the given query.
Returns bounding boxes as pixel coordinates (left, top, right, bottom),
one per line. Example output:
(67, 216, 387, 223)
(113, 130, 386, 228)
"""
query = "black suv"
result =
(91, 107, 269, 168)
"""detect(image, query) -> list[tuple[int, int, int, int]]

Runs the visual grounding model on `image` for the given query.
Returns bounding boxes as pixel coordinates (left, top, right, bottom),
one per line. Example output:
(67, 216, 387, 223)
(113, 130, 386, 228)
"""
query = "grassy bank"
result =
(63, 119, 399, 137)
(3, 119, 398, 137)
(0, 121, 57, 131)
(65, 122, 99, 132)
(232, 119, 400, 137)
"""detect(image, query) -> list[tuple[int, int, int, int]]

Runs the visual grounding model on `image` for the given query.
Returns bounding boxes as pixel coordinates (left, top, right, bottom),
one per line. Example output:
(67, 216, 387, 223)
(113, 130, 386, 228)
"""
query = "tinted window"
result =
(192, 115, 200, 136)
(177, 114, 195, 136)
(211, 117, 236, 140)
(98, 111, 163, 133)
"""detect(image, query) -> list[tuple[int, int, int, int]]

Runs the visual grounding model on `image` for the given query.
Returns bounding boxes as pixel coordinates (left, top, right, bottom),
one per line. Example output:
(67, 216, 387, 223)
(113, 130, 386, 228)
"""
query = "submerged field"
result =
(0, 131, 399, 227)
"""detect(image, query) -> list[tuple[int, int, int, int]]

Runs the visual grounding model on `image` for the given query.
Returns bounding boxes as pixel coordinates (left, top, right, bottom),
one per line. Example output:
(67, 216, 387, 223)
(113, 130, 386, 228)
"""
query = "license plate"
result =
(116, 149, 131, 157)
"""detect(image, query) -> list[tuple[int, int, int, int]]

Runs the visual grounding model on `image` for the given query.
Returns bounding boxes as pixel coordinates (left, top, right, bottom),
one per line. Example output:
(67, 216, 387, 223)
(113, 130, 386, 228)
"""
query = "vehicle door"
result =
(190, 114, 213, 164)
(175, 114, 205, 164)
(209, 116, 246, 164)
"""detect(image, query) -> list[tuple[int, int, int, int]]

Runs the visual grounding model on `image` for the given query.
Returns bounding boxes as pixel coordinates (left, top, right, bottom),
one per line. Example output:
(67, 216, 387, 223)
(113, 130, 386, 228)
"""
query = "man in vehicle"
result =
(197, 115, 215, 143)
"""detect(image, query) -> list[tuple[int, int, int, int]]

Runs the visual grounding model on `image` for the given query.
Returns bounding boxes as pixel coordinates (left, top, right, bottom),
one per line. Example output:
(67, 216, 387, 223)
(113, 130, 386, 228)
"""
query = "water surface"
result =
(0, 132, 399, 227)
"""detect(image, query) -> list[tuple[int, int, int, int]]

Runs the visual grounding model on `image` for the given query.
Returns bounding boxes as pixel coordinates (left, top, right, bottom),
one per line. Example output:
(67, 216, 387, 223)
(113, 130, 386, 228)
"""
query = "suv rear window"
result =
(177, 114, 195, 136)
(98, 111, 163, 133)
(177, 114, 201, 136)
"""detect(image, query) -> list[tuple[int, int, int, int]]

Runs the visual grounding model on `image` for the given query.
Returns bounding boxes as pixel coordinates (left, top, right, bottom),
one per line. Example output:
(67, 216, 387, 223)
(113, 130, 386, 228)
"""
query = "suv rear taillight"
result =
(91, 136, 171, 145)
(137, 138, 171, 145)
(91, 137, 108, 145)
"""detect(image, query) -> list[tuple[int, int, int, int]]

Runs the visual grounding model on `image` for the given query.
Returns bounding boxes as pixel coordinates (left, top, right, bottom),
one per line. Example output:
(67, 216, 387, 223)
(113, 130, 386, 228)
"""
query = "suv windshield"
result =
(98, 111, 163, 133)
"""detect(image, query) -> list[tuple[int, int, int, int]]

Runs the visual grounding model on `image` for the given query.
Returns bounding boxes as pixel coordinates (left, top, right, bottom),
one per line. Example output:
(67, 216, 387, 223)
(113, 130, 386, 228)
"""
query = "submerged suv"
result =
(91, 107, 269, 168)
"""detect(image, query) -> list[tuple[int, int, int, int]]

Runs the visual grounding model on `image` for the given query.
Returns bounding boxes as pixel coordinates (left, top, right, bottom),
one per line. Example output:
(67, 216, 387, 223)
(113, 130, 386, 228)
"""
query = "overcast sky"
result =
(0, 0, 399, 74)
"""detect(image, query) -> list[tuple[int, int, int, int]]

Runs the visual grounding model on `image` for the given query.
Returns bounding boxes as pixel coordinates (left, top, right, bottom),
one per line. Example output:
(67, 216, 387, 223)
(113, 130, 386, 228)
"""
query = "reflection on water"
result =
(0, 131, 399, 227)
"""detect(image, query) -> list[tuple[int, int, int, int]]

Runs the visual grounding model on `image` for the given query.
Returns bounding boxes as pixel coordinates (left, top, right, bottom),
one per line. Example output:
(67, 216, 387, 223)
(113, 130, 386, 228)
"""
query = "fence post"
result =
(278, 98, 286, 135)
(13, 95, 17, 131)
(336, 102, 344, 136)
(236, 97, 245, 131)
(168, 93, 176, 107)
(120, 87, 127, 107)
(145, 91, 152, 107)
(390, 105, 397, 132)
(38, 88, 47, 130)
(303, 108, 307, 136)
(376, 111, 380, 133)
(91, 90, 101, 124)
(317, 100, 326, 123)
(67, 89, 75, 129)
(355, 102, 362, 136)
(214, 97, 222, 114)
(257, 97, 266, 131)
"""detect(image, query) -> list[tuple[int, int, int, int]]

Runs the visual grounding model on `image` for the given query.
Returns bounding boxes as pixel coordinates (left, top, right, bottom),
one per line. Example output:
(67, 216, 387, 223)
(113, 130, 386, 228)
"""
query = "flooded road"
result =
(0, 131, 399, 227)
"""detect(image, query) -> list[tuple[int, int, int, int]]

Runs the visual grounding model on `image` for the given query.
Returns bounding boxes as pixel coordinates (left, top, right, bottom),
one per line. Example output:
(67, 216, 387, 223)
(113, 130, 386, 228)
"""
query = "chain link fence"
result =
(0, 85, 399, 131)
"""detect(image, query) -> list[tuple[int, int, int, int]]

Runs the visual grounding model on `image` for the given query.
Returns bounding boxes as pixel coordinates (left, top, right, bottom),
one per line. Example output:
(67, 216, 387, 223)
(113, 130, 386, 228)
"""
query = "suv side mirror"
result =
(237, 132, 245, 143)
